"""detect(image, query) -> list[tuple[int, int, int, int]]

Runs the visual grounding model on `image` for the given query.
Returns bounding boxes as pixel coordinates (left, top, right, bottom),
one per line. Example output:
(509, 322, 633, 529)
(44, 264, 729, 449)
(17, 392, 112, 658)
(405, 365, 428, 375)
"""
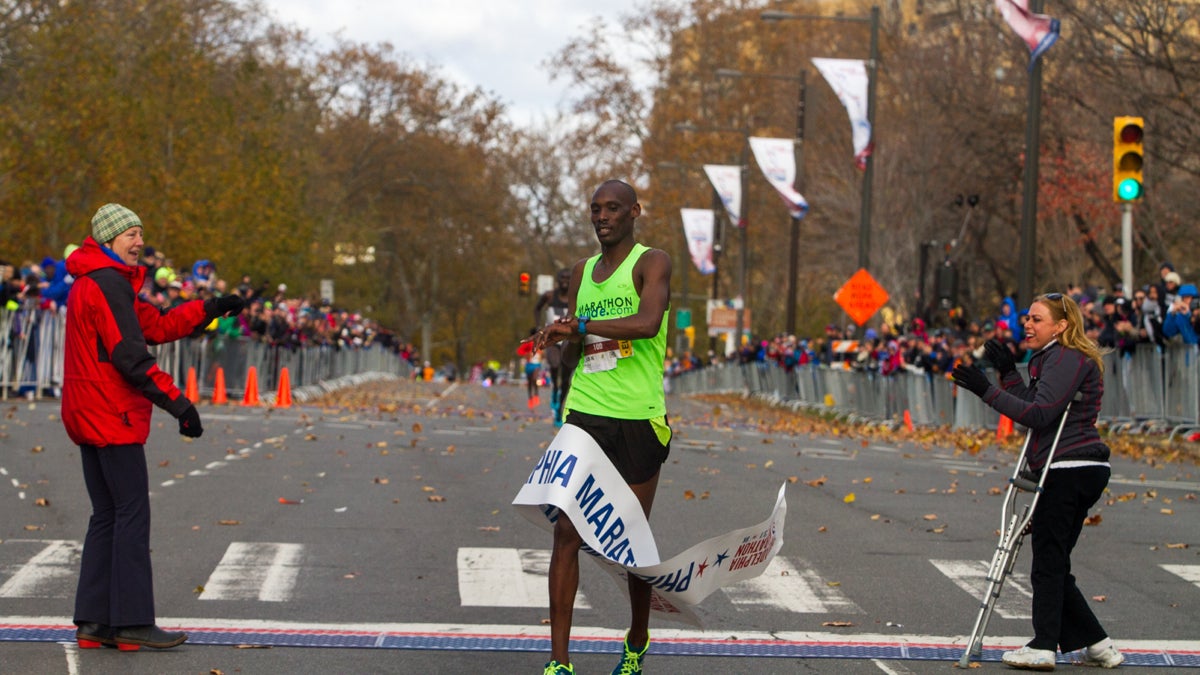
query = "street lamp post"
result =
(715, 68, 807, 337)
(762, 5, 880, 273)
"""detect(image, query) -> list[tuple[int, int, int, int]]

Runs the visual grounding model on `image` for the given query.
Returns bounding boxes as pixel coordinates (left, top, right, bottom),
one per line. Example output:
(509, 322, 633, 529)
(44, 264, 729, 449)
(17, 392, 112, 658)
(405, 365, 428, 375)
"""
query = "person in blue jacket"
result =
(1161, 283, 1198, 345)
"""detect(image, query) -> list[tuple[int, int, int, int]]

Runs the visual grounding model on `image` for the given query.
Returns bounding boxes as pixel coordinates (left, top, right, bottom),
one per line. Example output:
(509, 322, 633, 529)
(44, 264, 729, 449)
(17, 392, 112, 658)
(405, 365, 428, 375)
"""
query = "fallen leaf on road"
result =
(1166, 542, 1188, 549)
(218, 520, 240, 526)
(818, 526, 827, 532)
(412, 423, 423, 433)
(843, 493, 855, 503)
(684, 490, 695, 500)
(822, 621, 854, 627)
(1161, 508, 1174, 515)
(34, 498, 49, 507)
(1092, 595, 1106, 602)
(478, 526, 500, 532)
(373, 477, 390, 484)
(805, 476, 827, 487)
(923, 514, 938, 521)
(428, 495, 446, 502)
(24, 525, 42, 531)
(31, 446, 43, 453)
(1084, 514, 1102, 526)
(787, 476, 799, 483)
(194, 585, 205, 594)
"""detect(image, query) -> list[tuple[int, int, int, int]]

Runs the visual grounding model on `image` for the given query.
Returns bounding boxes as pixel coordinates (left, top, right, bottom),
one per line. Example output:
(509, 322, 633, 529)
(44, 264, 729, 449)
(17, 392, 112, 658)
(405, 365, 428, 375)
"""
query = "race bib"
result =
(581, 335, 633, 373)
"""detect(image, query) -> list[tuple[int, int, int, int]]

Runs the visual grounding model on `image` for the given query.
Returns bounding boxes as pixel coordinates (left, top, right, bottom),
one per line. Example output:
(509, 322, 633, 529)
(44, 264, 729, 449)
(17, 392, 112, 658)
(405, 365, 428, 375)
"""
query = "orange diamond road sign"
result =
(834, 268, 889, 326)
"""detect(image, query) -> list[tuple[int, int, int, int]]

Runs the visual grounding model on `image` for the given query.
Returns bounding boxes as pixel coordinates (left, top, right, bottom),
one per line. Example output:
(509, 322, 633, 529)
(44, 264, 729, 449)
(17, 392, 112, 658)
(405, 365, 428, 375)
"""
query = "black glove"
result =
(178, 404, 204, 438)
(205, 294, 246, 320)
(952, 363, 992, 398)
(984, 339, 1016, 376)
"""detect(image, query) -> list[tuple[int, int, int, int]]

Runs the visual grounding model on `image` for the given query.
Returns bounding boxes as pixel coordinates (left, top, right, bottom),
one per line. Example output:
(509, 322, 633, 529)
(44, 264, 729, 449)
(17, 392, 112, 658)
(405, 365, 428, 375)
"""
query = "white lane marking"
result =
(727, 556, 862, 614)
(0, 540, 81, 598)
(457, 547, 590, 609)
(1162, 564, 1200, 589)
(872, 659, 914, 674)
(62, 641, 81, 675)
(425, 382, 457, 409)
(1110, 475, 1200, 492)
(199, 542, 303, 602)
(930, 559, 1032, 619)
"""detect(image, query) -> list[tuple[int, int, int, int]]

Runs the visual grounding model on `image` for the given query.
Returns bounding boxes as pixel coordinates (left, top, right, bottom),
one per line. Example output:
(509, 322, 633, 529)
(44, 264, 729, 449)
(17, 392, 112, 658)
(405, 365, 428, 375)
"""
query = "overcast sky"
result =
(259, 0, 645, 127)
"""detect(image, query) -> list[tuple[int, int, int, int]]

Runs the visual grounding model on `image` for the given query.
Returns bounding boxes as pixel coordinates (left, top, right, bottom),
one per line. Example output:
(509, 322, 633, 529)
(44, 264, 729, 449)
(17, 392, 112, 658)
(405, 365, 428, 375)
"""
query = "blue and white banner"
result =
(680, 208, 717, 275)
(513, 424, 787, 626)
(749, 136, 809, 219)
(995, 0, 1060, 70)
(812, 58, 873, 170)
(703, 164, 745, 228)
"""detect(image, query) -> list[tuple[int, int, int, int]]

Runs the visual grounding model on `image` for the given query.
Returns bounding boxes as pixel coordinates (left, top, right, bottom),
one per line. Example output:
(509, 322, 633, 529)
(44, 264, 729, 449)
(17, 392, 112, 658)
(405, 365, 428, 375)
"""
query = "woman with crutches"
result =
(952, 292, 1124, 670)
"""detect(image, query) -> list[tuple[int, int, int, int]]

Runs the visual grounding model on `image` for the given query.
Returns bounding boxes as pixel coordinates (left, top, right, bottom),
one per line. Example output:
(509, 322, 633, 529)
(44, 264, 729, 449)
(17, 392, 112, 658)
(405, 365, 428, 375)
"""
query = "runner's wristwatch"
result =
(576, 316, 588, 335)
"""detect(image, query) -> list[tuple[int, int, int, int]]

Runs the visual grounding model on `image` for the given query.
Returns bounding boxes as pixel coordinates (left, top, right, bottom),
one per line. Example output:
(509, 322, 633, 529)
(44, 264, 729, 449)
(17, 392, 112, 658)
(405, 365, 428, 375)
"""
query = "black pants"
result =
(1027, 465, 1110, 653)
(74, 443, 155, 627)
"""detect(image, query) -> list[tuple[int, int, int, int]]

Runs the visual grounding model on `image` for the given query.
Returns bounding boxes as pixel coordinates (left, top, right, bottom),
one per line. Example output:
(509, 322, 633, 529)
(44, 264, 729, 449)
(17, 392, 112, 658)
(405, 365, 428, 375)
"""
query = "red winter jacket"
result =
(61, 237, 208, 447)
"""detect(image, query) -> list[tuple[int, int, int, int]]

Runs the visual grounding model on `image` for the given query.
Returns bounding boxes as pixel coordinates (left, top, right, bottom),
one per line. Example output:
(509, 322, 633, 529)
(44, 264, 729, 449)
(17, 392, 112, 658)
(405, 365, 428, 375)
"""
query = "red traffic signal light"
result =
(518, 272, 531, 296)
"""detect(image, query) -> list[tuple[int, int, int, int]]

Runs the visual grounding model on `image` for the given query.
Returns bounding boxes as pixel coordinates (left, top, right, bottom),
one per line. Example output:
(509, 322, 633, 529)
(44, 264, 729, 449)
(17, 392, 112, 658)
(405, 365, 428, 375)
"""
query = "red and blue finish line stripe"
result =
(2, 619, 1197, 667)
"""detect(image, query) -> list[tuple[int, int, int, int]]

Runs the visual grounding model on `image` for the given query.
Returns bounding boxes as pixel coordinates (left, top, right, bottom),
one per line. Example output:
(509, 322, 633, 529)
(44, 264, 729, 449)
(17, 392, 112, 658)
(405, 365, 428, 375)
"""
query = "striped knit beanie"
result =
(91, 203, 142, 244)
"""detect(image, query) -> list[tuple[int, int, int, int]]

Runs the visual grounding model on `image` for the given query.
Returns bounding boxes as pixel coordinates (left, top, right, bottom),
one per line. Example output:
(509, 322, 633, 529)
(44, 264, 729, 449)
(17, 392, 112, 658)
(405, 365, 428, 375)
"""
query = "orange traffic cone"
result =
(212, 367, 228, 405)
(241, 366, 261, 406)
(903, 409, 914, 432)
(997, 414, 1014, 441)
(274, 367, 293, 408)
(185, 367, 199, 403)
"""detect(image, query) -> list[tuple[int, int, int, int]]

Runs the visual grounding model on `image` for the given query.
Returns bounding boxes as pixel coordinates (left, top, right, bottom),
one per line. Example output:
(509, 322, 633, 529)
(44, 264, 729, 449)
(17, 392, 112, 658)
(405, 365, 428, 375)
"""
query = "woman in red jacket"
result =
(63, 203, 243, 651)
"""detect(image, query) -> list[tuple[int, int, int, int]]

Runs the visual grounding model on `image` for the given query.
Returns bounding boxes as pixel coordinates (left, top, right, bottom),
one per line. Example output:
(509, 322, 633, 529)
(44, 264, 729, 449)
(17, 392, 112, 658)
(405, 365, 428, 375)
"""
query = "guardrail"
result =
(668, 342, 1200, 438)
(1, 307, 411, 401)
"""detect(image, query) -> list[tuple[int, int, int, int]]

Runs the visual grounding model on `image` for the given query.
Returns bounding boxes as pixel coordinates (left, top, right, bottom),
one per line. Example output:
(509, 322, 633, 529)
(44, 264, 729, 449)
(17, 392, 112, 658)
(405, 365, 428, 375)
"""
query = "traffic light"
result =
(1112, 116, 1144, 203)
(518, 271, 531, 296)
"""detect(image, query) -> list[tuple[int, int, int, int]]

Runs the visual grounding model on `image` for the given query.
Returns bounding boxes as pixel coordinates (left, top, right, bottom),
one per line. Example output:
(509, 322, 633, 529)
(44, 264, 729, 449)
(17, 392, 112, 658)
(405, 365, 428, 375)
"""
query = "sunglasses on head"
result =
(1044, 292, 1068, 314)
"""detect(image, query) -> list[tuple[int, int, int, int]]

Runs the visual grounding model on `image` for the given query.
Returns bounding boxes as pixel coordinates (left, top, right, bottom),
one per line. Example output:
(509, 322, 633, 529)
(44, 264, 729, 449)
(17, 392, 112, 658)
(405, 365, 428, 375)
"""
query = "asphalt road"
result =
(1, 375, 1197, 674)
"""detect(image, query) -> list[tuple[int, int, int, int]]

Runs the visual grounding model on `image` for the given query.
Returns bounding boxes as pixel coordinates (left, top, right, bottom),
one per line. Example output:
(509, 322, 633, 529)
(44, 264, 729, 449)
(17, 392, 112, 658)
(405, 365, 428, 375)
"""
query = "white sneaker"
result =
(1002, 645, 1057, 671)
(1080, 639, 1124, 668)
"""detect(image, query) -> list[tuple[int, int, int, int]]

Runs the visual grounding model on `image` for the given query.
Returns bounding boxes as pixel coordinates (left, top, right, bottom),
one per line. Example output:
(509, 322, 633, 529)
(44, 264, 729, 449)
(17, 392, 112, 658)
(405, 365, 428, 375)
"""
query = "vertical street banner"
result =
(679, 208, 717, 275)
(812, 58, 873, 170)
(995, 0, 1060, 70)
(514, 424, 787, 626)
(748, 136, 809, 219)
(703, 164, 744, 228)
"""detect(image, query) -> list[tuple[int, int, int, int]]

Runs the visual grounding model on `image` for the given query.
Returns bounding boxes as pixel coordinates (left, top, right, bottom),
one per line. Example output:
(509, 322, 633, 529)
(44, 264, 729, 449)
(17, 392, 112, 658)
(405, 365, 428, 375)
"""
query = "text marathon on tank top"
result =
(567, 243, 667, 420)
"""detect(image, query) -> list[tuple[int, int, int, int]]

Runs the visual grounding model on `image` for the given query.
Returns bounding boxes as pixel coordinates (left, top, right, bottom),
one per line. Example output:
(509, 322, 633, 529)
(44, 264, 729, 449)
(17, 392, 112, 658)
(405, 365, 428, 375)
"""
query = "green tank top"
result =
(565, 243, 668, 420)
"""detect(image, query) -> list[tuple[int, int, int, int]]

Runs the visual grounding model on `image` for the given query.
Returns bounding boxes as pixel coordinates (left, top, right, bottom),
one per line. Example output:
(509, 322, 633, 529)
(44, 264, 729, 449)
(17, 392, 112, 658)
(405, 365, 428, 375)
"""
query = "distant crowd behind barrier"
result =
(1, 247, 418, 399)
(666, 341, 1200, 440)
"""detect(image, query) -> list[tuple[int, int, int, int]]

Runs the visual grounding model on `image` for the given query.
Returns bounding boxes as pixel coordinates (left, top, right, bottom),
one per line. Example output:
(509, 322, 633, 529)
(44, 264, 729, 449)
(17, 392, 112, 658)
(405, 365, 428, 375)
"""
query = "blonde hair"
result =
(1035, 293, 1106, 374)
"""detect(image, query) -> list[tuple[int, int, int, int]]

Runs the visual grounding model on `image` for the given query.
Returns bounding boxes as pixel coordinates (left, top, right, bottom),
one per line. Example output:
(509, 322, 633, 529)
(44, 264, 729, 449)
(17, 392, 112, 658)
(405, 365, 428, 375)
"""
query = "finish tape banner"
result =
(513, 424, 787, 626)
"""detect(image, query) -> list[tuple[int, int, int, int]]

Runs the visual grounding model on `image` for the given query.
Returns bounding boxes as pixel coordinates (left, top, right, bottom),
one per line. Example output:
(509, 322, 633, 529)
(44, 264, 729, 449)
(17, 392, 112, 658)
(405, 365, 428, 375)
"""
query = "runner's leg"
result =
(549, 513, 582, 666)
(625, 471, 660, 650)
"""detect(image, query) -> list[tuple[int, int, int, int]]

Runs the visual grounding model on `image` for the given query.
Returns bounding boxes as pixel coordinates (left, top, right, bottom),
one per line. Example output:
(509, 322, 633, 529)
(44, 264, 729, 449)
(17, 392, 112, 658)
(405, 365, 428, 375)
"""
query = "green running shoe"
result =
(544, 660, 575, 675)
(611, 633, 649, 674)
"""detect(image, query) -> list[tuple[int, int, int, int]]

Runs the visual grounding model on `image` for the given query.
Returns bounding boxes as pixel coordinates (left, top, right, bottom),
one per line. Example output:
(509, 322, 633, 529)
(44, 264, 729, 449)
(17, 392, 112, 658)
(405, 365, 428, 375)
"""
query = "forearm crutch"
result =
(958, 400, 1074, 668)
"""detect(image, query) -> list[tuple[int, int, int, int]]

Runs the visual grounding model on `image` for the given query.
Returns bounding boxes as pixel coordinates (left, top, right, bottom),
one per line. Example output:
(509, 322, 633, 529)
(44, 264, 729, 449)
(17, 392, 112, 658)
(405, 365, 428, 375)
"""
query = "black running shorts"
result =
(564, 410, 670, 485)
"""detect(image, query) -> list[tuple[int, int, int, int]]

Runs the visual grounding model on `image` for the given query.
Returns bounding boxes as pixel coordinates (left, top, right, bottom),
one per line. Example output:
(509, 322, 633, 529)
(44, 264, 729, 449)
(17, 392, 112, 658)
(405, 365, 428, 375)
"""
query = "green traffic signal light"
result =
(1117, 177, 1142, 201)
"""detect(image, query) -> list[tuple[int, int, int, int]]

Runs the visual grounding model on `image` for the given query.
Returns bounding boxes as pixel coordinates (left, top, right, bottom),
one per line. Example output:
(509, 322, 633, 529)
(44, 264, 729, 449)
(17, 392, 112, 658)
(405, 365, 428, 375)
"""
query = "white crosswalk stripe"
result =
(199, 542, 304, 601)
(0, 539, 80, 598)
(1162, 564, 1200, 589)
(457, 547, 590, 608)
(930, 559, 1032, 619)
(726, 556, 862, 614)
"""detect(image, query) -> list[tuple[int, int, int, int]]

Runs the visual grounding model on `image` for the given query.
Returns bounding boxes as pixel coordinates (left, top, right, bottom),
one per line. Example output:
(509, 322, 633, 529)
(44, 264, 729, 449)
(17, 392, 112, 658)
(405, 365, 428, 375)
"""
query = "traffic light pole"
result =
(1121, 202, 1133, 294)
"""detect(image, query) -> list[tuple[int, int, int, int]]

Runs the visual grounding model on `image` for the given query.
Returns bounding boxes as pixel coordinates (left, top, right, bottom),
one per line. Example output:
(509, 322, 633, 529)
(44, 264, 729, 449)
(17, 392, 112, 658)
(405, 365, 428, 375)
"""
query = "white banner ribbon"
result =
(812, 58, 873, 170)
(749, 137, 808, 219)
(703, 164, 744, 228)
(680, 208, 716, 275)
(513, 424, 787, 626)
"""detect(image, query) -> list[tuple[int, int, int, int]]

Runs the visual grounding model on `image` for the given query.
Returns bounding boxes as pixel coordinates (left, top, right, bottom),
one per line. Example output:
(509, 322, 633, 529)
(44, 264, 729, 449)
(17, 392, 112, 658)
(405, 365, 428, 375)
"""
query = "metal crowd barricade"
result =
(1, 306, 408, 402)
(1099, 350, 1132, 428)
(1163, 343, 1200, 439)
(1125, 342, 1165, 424)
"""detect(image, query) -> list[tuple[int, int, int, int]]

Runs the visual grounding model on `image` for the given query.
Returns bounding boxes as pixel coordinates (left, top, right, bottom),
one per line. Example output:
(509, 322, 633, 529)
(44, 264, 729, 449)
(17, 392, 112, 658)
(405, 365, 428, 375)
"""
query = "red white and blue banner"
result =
(748, 137, 809, 219)
(995, 0, 1060, 70)
(812, 58, 873, 170)
(513, 424, 787, 626)
(703, 164, 745, 228)
(680, 208, 717, 275)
